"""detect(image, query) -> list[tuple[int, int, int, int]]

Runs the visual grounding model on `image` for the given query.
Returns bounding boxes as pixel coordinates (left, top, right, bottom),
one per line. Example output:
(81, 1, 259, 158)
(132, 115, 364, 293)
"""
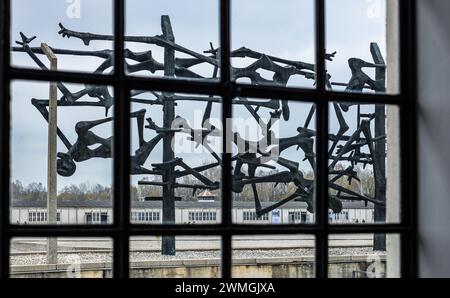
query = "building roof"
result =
(11, 199, 375, 210)
(197, 190, 216, 198)
(12, 200, 113, 208)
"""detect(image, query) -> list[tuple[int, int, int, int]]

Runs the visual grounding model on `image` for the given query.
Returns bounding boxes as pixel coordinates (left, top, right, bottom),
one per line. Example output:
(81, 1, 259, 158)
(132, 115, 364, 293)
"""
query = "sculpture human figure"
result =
(57, 116, 114, 176)
(57, 109, 163, 176)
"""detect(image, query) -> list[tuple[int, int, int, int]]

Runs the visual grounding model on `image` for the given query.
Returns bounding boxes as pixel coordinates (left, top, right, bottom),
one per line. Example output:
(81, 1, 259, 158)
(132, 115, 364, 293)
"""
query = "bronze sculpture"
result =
(13, 15, 388, 254)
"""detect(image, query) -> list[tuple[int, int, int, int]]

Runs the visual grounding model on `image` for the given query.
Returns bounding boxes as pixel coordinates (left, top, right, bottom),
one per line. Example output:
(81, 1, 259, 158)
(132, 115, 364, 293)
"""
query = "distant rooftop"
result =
(197, 190, 216, 198)
(11, 199, 374, 210)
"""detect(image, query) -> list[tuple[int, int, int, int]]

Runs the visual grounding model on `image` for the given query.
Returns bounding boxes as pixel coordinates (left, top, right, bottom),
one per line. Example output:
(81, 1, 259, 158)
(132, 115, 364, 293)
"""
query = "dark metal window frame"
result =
(0, 0, 417, 278)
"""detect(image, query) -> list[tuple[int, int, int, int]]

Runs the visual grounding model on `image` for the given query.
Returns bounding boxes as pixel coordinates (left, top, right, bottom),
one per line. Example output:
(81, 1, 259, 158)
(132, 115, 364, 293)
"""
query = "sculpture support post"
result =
(161, 15, 176, 255)
(41, 43, 58, 264)
(371, 43, 387, 251)
(374, 104, 387, 250)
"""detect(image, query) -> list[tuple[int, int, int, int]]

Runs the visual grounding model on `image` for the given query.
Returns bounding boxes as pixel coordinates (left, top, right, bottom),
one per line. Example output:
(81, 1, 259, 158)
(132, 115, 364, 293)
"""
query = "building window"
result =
(85, 211, 108, 224)
(243, 211, 269, 221)
(130, 211, 160, 223)
(289, 211, 308, 223)
(27, 211, 61, 223)
(188, 211, 217, 222)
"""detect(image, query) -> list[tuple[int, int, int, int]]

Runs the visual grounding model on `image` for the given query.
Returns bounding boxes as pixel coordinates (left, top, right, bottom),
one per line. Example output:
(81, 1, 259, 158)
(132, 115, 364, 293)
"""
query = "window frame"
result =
(0, 0, 418, 278)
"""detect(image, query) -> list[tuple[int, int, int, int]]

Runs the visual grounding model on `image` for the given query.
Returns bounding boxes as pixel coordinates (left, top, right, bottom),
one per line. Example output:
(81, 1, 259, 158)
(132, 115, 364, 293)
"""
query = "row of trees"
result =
(11, 180, 112, 201)
(11, 163, 375, 202)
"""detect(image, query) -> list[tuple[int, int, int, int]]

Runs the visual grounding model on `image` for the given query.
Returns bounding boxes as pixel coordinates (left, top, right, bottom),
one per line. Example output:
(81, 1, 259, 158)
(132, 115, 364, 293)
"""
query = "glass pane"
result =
(232, 99, 316, 224)
(130, 235, 221, 278)
(130, 91, 222, 225)
(11, 80, 114, 225)
(325, 0, 400, 94)
(328, 234, 401, 278)
(232, 234, 315, 278)
(125, 0, 220, 81)
(11, 0, 114, 73)
(328, 103, 400, 224)
(10, 237, 113, 278)
(231, 0, 316, 88)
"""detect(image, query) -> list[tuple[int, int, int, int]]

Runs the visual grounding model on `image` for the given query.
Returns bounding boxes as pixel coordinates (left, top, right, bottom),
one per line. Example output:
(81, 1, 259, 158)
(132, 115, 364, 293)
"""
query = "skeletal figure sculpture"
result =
(13, 15, 388, 254)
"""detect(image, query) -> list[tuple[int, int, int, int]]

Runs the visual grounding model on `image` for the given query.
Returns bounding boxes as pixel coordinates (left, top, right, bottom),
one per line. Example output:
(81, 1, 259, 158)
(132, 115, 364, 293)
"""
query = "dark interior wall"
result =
(417, 0, 450, 277)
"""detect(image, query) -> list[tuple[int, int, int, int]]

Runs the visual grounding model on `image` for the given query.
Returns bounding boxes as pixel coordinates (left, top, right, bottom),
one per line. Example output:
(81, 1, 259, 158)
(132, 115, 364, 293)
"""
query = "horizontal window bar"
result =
(237, 85, 407, 104)
(124, 76, 225, 95)
(9, 68, 115, 86)
(9, 68, 410, 104)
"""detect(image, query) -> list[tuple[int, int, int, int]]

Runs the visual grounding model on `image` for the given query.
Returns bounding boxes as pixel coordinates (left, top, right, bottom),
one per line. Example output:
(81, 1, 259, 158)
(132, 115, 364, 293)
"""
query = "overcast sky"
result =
(10, 0, 390, 190)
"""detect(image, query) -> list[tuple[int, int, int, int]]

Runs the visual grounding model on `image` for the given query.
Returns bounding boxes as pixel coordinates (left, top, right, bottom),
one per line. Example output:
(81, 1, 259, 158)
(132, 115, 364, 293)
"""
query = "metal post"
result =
(161, 16, 176, 255)
(41, 43, 58, 264)
(371, 43, 387, 250)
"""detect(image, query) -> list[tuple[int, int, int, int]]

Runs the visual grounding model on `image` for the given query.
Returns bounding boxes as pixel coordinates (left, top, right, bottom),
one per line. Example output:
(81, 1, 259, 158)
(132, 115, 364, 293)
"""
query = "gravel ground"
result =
(10, 247, 385, 266)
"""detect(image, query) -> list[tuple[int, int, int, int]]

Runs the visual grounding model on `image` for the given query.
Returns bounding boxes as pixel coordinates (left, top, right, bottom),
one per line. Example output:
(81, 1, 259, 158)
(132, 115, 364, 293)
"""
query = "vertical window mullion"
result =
(0, 0, 11, 279)
(113, 83, 130, 278)
(399, 0, 417, 278)
(113, 0, 129, 278)
(315, 0, 329, 279)
(220, 0, 232, 279)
